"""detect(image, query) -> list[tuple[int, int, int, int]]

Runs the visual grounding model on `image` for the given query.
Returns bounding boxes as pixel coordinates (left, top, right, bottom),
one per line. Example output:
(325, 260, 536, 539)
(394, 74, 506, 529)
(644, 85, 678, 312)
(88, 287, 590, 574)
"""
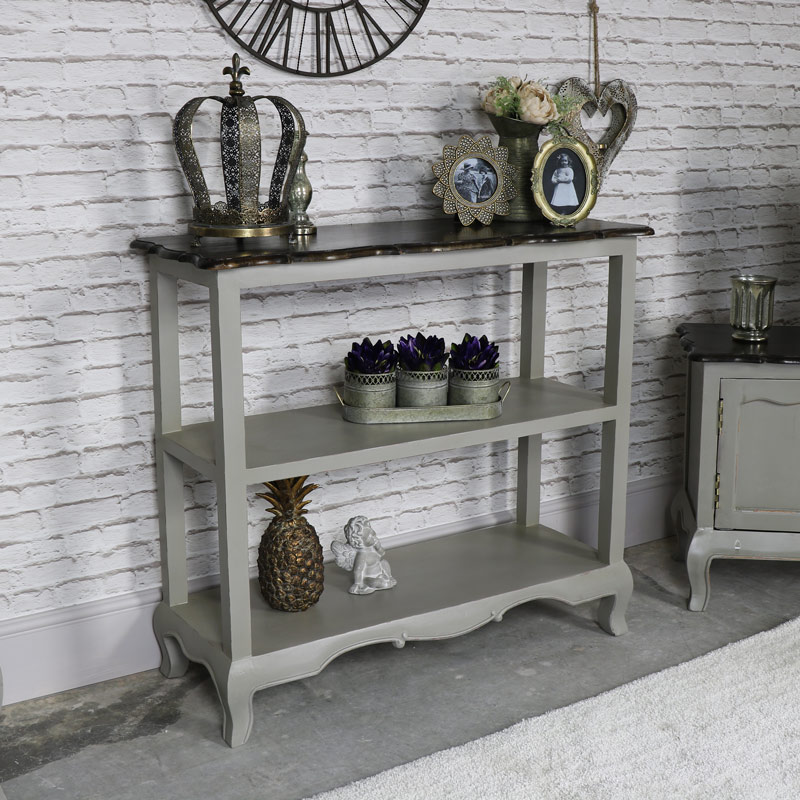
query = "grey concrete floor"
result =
(2, 537, 800, 800)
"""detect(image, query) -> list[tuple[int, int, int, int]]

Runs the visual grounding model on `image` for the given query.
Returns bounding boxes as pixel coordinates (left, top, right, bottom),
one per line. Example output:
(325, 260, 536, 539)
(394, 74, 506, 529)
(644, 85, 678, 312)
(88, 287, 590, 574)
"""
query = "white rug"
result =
(308, 617, 800, 800)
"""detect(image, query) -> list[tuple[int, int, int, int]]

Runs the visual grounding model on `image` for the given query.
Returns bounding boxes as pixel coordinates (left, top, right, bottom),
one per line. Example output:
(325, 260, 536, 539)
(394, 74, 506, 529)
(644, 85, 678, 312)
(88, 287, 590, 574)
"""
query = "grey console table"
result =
(672, 323, 800, 611)
(132, 217, 653, 747)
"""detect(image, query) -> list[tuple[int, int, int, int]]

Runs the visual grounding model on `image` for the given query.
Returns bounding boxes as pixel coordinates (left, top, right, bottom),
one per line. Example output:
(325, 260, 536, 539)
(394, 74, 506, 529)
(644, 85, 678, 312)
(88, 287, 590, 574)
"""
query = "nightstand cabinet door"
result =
(716, 378, 800, 532)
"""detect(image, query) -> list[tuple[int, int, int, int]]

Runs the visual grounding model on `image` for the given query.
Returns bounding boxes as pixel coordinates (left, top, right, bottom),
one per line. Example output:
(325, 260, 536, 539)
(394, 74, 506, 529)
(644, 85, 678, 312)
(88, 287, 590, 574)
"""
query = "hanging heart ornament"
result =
(556, 77, 637, 188)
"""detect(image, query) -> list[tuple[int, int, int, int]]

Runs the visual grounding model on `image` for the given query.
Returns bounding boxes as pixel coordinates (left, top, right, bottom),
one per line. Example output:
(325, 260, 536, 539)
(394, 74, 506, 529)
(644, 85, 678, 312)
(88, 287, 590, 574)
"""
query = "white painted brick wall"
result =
(1, 0, 799, 618)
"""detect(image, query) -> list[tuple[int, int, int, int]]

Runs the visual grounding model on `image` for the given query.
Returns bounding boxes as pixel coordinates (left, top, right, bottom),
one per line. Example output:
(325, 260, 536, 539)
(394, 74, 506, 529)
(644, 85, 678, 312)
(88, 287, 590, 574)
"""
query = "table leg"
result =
(151, 267, 188, 607)
(595, 244, 637, 632)
(685, 529, 714, 611)
(218, 662, 256, 748)
(153, 603, 190, 678)
(597, 245, 636, 564)
(597, 565, 634, 635)
(517, 262, 547, 527)
(209, 275, 252, 662)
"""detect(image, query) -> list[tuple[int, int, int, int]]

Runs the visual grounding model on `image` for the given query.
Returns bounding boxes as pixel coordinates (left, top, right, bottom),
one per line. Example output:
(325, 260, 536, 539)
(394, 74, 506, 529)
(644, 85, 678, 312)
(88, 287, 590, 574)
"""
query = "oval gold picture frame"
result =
(531, 137, 598, 228)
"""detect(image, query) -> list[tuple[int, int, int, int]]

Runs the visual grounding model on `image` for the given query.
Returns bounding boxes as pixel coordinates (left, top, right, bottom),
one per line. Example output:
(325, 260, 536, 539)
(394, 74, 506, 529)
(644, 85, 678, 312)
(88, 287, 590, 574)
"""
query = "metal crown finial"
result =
(172, 54, 310, 238)
(223, 53, 250, 96)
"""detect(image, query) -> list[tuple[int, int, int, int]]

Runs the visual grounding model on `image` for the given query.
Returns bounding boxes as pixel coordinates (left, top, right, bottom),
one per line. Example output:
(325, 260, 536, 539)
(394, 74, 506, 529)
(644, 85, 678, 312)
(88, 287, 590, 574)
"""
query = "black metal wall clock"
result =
(204, 0, 429, 77)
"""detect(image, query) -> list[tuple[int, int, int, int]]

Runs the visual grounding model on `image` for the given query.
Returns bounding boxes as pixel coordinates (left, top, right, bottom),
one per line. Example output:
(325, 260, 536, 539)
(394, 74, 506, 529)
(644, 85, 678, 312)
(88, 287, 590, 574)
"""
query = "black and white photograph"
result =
(532, 136, 598, 227)
(542, 148, 586, 214)
(432, 134, 516, 225)
(452, 157, 499, 204)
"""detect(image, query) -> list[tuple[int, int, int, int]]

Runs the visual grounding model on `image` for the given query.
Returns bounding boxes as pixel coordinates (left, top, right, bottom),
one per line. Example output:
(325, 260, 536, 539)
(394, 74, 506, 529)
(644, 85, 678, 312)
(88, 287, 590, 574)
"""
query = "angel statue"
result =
(331, 516, 397, 595)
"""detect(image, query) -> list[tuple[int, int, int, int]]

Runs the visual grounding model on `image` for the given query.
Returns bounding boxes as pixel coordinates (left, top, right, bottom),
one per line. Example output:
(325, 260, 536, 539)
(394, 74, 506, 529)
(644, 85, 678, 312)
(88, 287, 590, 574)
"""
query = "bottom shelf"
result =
(155, 522, 632, 745)
(168, 523, 623, 661)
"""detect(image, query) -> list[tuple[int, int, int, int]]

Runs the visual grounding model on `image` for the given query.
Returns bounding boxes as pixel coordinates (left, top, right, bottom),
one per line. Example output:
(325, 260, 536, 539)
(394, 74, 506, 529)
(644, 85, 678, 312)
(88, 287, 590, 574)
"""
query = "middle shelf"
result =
(164, 377, 617, 482)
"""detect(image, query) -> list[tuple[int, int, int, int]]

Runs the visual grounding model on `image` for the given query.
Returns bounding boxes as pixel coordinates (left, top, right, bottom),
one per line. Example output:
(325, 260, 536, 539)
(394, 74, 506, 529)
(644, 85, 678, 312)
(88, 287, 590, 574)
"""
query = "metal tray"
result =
(335, 382, 510, 424)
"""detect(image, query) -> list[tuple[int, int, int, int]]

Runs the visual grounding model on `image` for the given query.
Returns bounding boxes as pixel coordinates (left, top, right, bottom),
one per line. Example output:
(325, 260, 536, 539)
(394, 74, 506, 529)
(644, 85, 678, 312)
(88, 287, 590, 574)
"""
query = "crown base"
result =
(189, 221, 294, 239)
(292, 221, 317, 236)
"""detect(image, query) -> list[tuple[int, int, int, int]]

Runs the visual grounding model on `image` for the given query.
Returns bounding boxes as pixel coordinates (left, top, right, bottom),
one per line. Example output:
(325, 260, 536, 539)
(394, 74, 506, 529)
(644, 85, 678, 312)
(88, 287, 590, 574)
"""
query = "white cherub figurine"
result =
(331, 516, 397, 595)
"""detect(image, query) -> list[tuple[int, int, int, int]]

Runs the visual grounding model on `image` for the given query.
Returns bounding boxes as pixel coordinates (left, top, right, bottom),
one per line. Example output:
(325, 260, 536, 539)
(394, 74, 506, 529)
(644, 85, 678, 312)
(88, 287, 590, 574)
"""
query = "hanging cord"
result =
(589, 0, 600, 96)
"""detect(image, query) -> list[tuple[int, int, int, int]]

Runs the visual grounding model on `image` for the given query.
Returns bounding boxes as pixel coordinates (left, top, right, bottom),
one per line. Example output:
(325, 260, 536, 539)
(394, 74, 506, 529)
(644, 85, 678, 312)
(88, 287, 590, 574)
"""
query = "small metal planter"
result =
(448, 366, 501, 405)
(396, 367, 449, 407)
(336, 382, 511, 425)
(343, 370, 396, 408)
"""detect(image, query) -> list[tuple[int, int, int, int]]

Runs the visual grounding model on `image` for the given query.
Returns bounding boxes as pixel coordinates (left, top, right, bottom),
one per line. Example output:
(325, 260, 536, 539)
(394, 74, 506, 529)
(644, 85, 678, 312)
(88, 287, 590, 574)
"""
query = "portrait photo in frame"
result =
(432, 135, 517, 226)
(531, 136, 598, 227)
(453, 157, 499, 205)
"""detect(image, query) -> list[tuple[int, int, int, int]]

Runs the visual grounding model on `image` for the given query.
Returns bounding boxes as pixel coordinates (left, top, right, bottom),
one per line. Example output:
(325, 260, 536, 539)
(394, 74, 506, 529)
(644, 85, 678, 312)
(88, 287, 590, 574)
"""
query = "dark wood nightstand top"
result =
(677, 323, 800, 365)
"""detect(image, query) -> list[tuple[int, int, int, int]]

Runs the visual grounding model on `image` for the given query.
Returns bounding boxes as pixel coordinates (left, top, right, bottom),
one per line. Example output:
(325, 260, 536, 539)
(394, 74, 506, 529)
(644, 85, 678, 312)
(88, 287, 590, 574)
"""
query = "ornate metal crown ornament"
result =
(173, 54, 312, 238)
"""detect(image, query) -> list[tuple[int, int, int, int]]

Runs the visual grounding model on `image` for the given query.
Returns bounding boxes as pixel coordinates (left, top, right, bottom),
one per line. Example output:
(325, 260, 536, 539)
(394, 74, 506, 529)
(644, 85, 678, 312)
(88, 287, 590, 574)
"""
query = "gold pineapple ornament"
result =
(256, 476, 324, 612)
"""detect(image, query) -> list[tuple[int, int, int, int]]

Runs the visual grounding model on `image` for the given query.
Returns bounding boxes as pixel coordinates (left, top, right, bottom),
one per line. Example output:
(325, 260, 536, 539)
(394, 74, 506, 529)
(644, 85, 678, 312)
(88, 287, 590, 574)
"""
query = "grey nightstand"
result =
(672, 323, 800, 611)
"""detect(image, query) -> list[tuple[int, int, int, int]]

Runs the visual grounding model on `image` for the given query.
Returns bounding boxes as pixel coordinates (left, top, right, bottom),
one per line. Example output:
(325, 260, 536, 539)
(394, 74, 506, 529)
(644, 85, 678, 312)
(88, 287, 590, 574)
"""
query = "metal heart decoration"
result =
(556, 78, 637, 188)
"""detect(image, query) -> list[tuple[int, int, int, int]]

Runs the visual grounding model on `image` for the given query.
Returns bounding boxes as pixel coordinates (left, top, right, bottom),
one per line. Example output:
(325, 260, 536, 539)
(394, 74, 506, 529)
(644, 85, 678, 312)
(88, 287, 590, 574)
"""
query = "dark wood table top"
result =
(131, 217, 654, 271)
(677, 323, 800, 365)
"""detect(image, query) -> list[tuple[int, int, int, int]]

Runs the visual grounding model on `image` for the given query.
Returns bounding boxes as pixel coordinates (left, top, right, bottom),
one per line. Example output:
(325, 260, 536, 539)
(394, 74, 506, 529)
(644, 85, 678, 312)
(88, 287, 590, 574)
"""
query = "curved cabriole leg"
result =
(596, 565, 634, 636)
(217, 666, 255, 748)
(686, 544, 713, 612)
(158, 634, 190, 678)
(153, 604, 190, 678)
(670, 492, 690, 562)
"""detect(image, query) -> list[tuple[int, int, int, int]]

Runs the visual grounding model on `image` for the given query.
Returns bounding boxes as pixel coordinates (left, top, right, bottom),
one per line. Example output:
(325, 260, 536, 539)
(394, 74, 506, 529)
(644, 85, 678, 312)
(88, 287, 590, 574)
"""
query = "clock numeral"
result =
(395, 0, 425, 11)
(383, 0, 420, 23)
(209, 0, 260, 32)
(254, 1, 291, 57)
(244, 0, 279, 49)
(315, 10, 323, 75)
(228, 0, 257, 32)
(325, 12, 348, 75)
(209, 0, 238, 11)
(295, 8, 310, 73)
(353, 3, 378, 59)
(354, 1, 392, 52)
(341, 6, 363, 69)
(282, 4, 294, 67)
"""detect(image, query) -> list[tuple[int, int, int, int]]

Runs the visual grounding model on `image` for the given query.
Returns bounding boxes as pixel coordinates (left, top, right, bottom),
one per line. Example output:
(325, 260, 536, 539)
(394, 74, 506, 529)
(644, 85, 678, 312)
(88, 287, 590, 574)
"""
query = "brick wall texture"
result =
(2, 0, 799, 618)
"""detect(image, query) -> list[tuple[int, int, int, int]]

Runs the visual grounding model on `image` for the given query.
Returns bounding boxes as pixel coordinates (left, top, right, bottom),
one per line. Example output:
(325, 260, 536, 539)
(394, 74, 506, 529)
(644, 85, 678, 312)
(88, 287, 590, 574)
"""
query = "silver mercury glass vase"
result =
(730, 275, 777, 342)
(289, 151, 316, 236)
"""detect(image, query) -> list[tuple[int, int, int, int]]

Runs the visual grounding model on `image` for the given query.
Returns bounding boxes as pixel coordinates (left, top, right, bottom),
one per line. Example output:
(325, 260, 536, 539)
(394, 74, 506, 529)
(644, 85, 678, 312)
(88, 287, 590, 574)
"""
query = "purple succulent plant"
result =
(450, 334, 500, 370)
(397, 332, 449, 372)
(345, 337, 398, 374)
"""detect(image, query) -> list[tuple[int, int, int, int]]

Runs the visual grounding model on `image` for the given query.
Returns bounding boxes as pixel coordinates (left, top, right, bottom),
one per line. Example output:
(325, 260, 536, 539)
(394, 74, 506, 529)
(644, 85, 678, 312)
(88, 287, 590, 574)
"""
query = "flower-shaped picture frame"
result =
(432, 135, 517, 226)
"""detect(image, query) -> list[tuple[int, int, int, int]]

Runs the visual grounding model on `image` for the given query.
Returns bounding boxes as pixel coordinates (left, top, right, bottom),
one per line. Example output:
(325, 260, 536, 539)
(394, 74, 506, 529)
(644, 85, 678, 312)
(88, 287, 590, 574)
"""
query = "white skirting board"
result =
(0, 474, 678, 707)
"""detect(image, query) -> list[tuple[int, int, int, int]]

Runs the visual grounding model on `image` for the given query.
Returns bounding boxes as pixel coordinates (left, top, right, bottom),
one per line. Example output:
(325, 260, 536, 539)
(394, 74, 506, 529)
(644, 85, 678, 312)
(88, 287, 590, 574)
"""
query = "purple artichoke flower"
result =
(397, 332, 449, 372)
(345, 337, 398, 374)
(450, 334, 500, 370)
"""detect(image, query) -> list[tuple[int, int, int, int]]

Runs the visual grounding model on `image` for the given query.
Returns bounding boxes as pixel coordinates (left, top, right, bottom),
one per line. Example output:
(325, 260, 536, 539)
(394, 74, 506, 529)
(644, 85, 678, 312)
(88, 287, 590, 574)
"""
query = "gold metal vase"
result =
(486, 114, 545, 222)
